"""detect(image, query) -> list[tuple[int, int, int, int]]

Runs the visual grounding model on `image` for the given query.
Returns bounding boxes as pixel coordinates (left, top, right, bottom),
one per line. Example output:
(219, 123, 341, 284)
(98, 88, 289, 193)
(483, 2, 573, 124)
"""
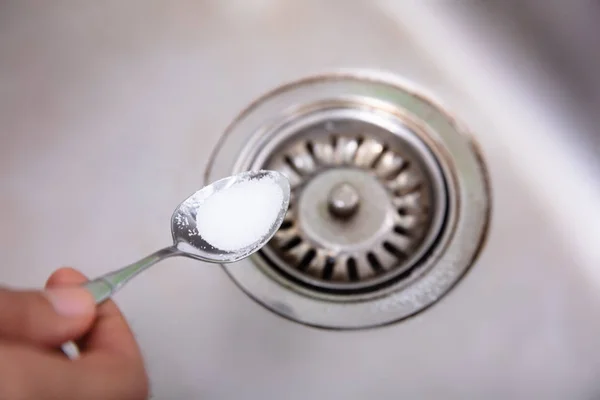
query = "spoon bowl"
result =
(172, 170, 291, 263)
(80, 169, 290, 304)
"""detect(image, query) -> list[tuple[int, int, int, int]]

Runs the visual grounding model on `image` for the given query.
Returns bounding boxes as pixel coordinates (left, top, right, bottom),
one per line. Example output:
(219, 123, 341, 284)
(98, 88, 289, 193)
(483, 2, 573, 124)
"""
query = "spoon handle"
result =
(84, 246, 180, 304)
(60, 246, 180, 360)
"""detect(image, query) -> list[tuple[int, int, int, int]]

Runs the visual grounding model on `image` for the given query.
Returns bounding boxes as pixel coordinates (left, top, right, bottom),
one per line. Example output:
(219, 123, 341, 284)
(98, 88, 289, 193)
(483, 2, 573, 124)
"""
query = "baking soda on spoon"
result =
(195, 174, 285, 252)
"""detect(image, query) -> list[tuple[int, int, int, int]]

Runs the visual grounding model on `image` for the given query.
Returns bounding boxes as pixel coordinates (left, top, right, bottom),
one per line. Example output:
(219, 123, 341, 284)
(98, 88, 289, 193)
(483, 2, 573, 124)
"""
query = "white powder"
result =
(195, 176, 284, 252)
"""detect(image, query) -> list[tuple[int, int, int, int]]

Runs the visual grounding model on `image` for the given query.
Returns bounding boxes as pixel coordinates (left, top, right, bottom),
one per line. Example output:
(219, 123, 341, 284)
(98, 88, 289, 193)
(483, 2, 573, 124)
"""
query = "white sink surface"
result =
(1, 1, 600, 399)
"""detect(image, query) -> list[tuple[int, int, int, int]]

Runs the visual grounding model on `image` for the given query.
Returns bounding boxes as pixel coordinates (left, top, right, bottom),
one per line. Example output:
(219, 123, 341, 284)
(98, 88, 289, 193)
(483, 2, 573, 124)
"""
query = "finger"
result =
(0, 340, 148, 400)
(80, 293, 143, 359)
(45, 267, 92, 358)
(47, 268, 142, 359)
(45, 266, 88, 288)
(0, 280, 95, 347)
(47, 268, 148, 395)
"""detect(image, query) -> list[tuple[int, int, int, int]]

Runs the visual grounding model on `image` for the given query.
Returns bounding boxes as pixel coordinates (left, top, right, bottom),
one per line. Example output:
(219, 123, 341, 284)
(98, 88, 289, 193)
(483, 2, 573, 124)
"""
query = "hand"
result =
(0, 268, 148, 400)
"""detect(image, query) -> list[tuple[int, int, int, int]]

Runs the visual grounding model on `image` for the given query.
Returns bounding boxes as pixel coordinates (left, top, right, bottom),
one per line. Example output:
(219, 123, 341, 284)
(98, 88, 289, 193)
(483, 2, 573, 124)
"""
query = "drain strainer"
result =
(206, 70, 490, 329)
(261, 115, 447, 296)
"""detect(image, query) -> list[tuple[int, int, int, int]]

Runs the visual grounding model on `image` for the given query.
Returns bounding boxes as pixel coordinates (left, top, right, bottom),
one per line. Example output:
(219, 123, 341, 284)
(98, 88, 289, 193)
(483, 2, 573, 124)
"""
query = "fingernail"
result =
(45, 287, 94, 317)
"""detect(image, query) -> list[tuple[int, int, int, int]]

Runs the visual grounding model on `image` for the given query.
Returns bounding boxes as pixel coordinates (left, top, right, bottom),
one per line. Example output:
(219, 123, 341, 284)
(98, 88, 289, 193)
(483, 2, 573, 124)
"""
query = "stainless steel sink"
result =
(2, 1, 600, 399)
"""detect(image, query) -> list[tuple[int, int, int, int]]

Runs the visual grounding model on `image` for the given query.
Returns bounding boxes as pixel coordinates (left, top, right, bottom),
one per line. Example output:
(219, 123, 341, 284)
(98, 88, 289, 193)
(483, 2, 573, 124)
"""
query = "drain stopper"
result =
(328, 182, 360, 219)
(264, 119, 445, 293)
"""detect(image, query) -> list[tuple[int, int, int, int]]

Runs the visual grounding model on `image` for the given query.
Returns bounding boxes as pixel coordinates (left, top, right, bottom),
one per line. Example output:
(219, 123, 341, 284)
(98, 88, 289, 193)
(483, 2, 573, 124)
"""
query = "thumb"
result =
(0, 285, 96, 347)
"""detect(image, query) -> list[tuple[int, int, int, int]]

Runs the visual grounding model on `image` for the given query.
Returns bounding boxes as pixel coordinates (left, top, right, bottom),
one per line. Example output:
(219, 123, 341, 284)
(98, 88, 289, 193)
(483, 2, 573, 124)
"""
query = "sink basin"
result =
(1, 1, 600, 399)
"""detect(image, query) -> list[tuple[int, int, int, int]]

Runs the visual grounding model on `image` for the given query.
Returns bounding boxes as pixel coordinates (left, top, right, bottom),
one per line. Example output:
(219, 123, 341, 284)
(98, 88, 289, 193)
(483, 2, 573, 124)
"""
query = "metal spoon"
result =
(83, 169, 290, 304)
(60, 170, 290, 358)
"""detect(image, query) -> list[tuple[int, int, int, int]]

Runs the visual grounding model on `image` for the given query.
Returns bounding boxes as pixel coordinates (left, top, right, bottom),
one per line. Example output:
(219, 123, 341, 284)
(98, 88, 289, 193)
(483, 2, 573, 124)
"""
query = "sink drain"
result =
(206, 70, 490, 329)
(260, 114, 447, 296)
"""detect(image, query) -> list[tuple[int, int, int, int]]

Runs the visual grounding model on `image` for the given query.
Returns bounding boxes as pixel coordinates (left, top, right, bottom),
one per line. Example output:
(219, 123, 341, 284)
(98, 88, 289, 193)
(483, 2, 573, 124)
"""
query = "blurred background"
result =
(1, 1, 600, 399)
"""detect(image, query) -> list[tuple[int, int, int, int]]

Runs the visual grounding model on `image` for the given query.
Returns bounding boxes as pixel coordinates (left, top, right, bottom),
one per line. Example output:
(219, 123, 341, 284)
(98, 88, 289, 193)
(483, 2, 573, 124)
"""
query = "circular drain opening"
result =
(255, 111, 448, 297)
(206, 70, 490, 329)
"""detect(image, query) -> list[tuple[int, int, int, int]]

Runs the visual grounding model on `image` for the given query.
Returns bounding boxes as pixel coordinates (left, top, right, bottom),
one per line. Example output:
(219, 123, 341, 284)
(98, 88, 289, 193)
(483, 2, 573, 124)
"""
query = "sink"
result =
(1, 1, 600, 399)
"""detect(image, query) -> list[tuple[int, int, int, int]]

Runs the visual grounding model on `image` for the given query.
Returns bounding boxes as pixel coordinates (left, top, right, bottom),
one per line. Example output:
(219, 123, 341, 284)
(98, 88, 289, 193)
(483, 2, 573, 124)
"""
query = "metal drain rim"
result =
(205, 69, 491, 329)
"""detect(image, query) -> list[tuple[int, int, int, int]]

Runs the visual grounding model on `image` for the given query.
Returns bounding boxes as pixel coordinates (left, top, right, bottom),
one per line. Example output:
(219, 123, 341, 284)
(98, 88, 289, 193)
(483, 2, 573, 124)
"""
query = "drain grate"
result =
(260, 116, 447, 294)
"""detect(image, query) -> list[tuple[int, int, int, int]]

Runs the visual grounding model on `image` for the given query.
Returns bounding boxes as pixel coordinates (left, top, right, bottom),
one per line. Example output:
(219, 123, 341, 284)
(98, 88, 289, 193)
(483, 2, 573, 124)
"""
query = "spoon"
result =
(60, 170, 290, 358)
(83, 169, 290, 304)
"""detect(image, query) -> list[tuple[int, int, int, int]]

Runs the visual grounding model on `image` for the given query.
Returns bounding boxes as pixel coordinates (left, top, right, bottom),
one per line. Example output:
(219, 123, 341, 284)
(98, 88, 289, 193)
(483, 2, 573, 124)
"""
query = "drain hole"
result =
(385, 162, 412, 185)
(347, 258, 359, 281)
(280, 220, 294, 230)
(298, 249, 316, 271)
(330, 134, 338, 147)
(281, 236, 302, 251)
(381, 157, 406, 179)
(393, 225, 411, 237)
(284, 155, 303, 176)
(371, 145, 388, 168)
(396, 183, 422, 197)
(306, 141, 315, 159)
(322, 257, 336, 280)
(367, 252, 384, 273)
(383, 241, 407, 260)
